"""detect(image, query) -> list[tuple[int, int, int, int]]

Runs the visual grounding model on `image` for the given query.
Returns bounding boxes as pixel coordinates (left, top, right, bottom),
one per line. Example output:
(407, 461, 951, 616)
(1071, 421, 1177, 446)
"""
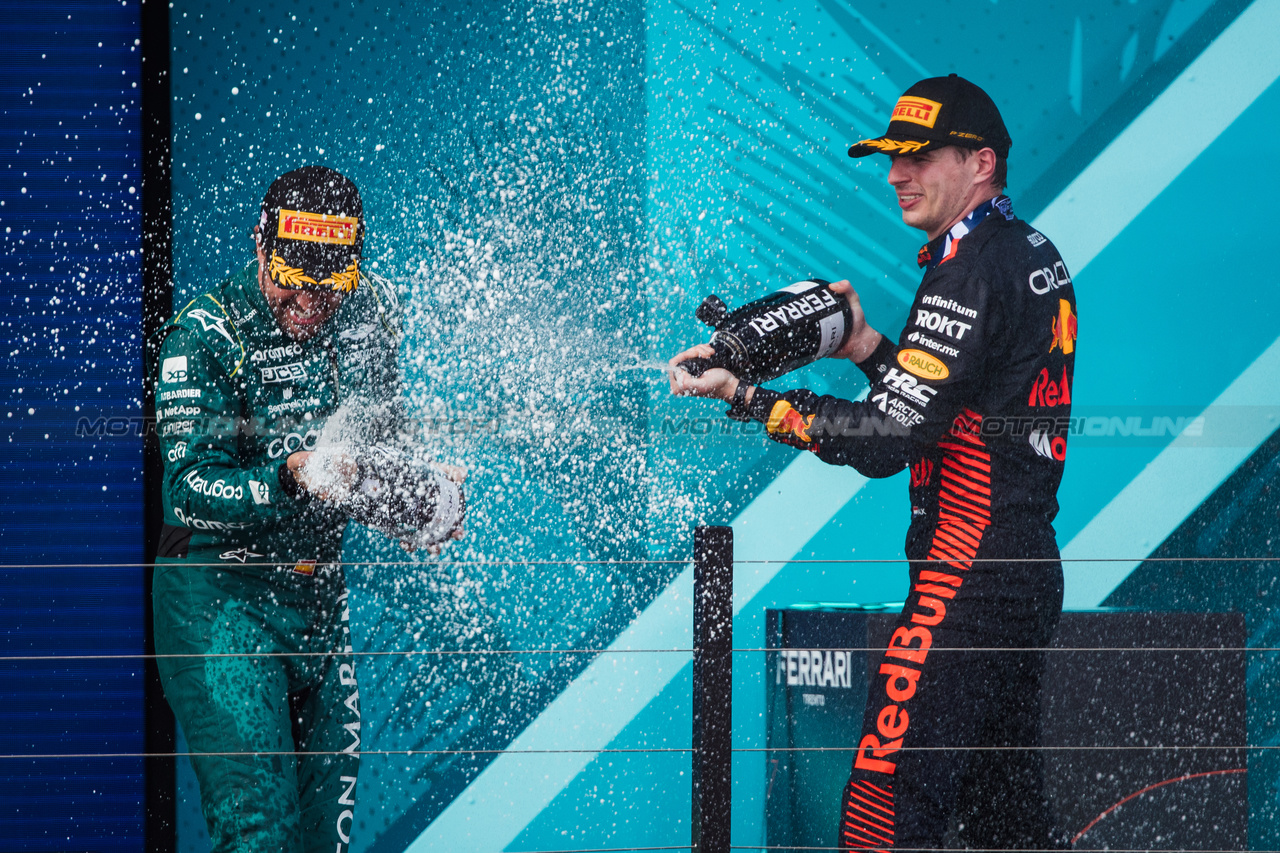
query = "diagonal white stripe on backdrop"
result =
(409, 452, 868, 851)
(1037, 0, 1280, 606)
(1061, 338, 1280, 608)
(408, 0, 1280, 847)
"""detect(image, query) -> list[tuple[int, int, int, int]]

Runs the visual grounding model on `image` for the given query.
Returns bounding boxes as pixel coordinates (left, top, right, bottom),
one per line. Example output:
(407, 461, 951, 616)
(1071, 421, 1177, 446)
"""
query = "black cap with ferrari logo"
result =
(848, 74, 1012, 159)
(257, 165, 364, 292)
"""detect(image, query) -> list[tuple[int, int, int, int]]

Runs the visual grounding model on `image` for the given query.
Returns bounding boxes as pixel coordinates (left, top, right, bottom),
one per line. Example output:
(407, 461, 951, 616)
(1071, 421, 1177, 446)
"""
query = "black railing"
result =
(692, 526, 734, 853)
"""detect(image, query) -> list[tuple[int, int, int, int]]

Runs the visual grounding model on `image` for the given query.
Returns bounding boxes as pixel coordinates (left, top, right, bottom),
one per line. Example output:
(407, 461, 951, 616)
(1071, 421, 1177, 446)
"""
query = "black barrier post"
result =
(693, 525, 733, 853)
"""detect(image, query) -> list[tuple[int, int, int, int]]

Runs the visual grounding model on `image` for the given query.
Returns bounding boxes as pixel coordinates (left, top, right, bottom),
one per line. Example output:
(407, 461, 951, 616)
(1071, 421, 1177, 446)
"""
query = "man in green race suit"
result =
(150, 166, 463, 852)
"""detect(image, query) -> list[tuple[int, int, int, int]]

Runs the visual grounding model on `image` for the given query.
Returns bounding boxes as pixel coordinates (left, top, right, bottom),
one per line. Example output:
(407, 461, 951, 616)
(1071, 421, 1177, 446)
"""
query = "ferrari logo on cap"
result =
(892, 96, 942, 128)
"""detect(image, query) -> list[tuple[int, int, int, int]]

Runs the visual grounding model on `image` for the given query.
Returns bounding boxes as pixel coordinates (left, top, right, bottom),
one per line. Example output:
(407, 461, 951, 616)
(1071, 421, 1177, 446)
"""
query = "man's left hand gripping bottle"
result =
(341, 445, 465, 550)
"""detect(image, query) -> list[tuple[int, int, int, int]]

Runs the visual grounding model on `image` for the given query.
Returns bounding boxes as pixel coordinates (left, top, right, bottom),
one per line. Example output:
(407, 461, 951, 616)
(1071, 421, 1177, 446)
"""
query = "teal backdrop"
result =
(164, 0, 1280, 849)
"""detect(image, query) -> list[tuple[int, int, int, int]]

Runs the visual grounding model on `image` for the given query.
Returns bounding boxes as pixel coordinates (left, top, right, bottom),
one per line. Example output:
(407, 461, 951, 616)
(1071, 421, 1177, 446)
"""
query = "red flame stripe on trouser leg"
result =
(838, 523, 1063, 849)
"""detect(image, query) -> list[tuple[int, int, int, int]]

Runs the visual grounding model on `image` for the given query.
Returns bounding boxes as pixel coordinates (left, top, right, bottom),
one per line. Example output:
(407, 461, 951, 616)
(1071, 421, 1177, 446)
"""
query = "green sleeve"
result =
(155, 327, 306, 528)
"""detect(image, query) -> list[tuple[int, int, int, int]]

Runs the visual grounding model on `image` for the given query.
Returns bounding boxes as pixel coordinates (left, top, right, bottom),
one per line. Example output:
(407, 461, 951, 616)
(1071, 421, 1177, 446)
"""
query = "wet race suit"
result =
(742, 196, 1076, 849)
(151, 263, 402, 853)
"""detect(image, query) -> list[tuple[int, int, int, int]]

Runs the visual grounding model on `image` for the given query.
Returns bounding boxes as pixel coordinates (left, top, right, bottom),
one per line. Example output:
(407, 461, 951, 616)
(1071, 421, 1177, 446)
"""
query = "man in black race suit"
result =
(669, 74, 1076, 849)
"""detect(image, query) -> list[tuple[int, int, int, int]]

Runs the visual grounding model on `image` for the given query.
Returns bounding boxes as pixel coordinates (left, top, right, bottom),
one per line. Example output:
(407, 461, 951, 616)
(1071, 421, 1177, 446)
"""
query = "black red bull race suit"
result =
(740, 196, 1076, 849)
(149, 263, 403, 853)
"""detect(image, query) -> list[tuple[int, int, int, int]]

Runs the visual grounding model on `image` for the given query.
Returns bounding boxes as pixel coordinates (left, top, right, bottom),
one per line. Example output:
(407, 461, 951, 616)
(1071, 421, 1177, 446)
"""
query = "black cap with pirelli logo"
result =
(848, 74, 1012, 159)
(257, 165, 364, 292)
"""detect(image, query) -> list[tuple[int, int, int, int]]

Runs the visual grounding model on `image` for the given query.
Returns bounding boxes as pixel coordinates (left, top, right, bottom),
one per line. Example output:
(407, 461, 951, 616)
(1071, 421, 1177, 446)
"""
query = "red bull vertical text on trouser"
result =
(737, 196, 1075, 848)
(841, 523, 1062, 848)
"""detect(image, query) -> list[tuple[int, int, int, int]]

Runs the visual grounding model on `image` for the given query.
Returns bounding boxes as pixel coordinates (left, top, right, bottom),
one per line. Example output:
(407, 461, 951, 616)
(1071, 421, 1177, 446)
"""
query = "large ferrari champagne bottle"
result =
(677, 279, 852, 383)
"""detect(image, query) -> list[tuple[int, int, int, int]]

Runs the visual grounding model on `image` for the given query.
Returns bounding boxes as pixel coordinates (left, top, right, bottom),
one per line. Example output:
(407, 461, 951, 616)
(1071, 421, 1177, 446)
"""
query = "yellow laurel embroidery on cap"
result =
(319, 261, 361, 293)
(857, 138, 930, 154)
(268, 252, 318, 289)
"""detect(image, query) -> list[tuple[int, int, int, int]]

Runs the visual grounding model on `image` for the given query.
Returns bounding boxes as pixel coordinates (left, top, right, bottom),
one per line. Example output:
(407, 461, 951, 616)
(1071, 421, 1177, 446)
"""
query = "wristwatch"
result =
(727, 379, 752, 421)
(278, 461, 308, 500)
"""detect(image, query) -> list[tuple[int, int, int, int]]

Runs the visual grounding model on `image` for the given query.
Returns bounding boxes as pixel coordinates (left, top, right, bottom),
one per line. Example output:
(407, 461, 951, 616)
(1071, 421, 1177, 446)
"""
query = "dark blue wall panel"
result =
(0, 2, 145, 849)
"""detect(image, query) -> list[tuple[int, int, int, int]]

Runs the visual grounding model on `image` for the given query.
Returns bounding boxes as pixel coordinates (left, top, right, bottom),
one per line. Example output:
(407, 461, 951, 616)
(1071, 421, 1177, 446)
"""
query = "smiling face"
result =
(886, 146, 998, 241)
(255, 241, 345, 341)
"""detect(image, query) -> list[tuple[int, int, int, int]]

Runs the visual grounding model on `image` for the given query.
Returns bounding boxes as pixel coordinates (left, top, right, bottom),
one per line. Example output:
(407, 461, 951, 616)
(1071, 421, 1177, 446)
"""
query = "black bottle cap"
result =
(695, 295, 729, 328)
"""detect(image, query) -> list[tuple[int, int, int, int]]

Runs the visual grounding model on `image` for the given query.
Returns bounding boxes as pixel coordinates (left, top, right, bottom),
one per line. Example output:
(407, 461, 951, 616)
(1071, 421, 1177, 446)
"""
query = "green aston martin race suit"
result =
(150, 262, 402, 853)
